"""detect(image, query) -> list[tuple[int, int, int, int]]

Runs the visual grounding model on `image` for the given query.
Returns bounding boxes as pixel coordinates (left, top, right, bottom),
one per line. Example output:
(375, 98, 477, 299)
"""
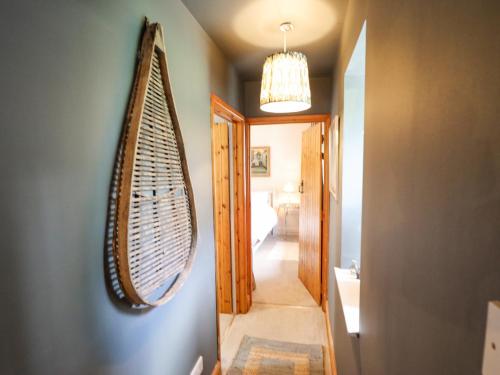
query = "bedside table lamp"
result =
(283, 182, 295, 207)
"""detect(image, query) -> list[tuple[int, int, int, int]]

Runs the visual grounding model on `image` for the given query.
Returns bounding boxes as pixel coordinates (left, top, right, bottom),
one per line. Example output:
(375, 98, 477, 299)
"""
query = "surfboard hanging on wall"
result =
(113, 20, 197, 307)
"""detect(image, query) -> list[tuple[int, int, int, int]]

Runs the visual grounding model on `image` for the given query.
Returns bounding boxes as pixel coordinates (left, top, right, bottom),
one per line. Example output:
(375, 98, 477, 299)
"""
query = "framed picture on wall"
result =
(330, 115, 340, 200)
(250, 146, 270, 177)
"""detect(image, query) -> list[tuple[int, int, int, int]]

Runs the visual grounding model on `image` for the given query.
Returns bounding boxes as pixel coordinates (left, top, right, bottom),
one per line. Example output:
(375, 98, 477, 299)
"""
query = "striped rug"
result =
(227, 335, 324, 375)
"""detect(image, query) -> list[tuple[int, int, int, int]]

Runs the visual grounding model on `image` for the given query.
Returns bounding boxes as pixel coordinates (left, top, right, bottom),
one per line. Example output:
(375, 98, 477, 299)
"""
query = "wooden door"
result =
(298, 123, 323, 304)
(211, 121, 233, 313)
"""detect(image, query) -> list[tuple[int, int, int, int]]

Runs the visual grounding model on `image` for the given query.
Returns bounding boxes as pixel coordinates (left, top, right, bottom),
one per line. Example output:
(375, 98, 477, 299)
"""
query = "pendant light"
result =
(260, 22, 311, 113)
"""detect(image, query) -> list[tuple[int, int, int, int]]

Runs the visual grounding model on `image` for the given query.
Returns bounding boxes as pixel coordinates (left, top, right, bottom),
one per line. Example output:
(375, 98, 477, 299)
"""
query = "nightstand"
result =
(276, 204, 299, 238)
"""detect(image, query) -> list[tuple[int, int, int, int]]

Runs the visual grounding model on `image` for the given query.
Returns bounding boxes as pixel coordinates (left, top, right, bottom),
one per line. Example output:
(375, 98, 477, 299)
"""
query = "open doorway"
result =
(247, 115, 331, 310)
(210, 95, 250, 372)
(210, 101, 332, 371)
(250, 122, 319, 307)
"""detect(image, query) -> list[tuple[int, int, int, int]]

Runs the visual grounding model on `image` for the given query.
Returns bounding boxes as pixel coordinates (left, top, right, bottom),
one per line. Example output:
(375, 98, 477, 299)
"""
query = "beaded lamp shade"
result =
(260, 22, 311, 113)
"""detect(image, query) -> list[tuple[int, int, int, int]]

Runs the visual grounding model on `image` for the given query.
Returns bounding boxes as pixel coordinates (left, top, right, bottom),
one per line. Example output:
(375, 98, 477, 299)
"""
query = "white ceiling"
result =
(181, 0, 348, 80)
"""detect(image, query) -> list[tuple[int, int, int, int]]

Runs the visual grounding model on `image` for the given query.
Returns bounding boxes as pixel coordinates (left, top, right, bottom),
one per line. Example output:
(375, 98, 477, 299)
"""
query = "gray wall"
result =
(328, 0, 500, 374)
(243, 77, 332, 117)
(0, 1, 240, 374)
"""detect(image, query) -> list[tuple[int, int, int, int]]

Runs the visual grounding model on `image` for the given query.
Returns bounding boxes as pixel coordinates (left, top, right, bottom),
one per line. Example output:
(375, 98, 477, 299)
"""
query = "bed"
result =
(251, 191, 278, 250)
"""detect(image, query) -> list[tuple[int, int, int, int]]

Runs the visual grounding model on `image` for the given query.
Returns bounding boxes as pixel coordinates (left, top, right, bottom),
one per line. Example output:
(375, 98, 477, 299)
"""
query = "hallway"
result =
(253, 237, 317, 307)
(2, 1, 498, 374)
(221, 237, 331, 373)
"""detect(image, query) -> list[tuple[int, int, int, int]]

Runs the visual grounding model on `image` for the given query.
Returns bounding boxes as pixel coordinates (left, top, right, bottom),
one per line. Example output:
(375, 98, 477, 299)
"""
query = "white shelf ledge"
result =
(334, 267, 360, 336)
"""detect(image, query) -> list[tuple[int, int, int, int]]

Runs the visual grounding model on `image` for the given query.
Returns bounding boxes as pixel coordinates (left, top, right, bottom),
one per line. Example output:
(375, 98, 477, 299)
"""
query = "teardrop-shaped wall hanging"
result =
(113, 20, 197, 306)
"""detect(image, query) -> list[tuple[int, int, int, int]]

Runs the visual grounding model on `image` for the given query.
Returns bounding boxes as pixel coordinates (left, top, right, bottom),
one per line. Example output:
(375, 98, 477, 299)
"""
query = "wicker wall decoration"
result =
(113, 20, 197, 306)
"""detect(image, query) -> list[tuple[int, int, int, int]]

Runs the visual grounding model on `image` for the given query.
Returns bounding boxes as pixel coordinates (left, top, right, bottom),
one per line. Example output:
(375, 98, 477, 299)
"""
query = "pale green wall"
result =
(340, 24, 366, 268)
(0, 1, 240, 374)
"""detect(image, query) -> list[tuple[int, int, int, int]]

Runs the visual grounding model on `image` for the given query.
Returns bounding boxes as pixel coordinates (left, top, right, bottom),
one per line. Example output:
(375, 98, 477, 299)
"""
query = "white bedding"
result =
(251, 192, 278, 249)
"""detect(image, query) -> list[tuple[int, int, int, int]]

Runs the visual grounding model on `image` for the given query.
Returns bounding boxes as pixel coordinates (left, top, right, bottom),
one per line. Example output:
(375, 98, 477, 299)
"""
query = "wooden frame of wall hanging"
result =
(113, 20, 197, 307)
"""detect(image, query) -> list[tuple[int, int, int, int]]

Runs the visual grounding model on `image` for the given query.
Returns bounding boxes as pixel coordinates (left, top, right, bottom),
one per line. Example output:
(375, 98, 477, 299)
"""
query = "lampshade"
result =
(260, 51, 311, 113)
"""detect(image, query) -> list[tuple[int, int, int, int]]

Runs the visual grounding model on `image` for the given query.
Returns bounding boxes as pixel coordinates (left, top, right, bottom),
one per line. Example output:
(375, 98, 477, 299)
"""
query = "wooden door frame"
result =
(210, 102, 331, 360)
(246, 114, 331, 311)
(210, 94, 252, 360)
(211, 121, 232, 314)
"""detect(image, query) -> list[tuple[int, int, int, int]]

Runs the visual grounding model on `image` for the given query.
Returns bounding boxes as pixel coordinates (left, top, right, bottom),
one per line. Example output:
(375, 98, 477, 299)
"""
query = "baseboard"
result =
(324, 301, 338, 375)
(211, 360, 221, 375)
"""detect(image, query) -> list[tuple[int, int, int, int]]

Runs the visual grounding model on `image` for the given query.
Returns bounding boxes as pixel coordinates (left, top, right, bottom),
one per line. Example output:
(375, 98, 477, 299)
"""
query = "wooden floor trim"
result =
(325, 301, 338, 375)
(211, 360, 221, 375)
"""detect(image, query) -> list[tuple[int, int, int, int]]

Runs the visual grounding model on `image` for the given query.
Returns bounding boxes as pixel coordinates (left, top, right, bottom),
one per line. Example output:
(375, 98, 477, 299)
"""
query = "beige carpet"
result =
(220, 313, 235, 344)
(221, 236, 330, 374)
(253, 236, 317, 307)
(221, 304, 329, 373)
(228, 335, 324, 374)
